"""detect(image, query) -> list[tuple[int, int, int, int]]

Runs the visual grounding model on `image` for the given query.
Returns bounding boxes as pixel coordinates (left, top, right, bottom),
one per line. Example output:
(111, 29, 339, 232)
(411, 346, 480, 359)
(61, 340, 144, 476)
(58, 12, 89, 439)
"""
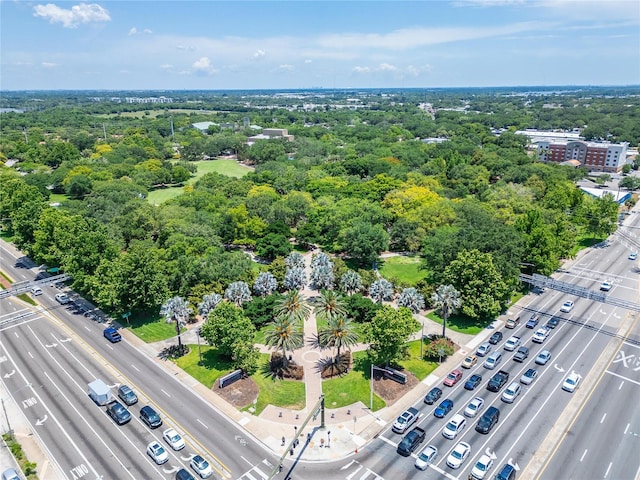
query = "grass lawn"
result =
(127, 312, 186, 343)
(249, 354, 306, 414)
(147, 159, 252, 205)
(17, 293, 36, 306)
(378, 255, 424, 286)
(174, 344, 235, 388)
(49, 193, 68, 204)
(253, 324, 270, 345)
(398, 340, 438, 380)
(323, 351, 386, 411)
(426, 311, 486, 335)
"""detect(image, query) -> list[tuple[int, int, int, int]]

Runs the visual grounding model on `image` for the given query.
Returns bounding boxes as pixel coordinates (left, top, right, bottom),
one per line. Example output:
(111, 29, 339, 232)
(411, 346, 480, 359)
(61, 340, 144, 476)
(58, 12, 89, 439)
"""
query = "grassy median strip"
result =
(2, 433, 38, 479)
(127, 313, 186, 342)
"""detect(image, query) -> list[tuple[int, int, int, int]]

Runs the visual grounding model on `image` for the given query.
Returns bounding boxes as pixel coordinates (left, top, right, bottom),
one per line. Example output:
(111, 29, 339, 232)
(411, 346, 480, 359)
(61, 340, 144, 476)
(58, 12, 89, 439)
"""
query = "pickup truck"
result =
(487, 370, 510, 392)
(397, 426, 426, 456)
(392, 407, 420, 433)
(503, 336, 520, 352)
(532, 327, 550, 344)
(513, 346, 529, 362)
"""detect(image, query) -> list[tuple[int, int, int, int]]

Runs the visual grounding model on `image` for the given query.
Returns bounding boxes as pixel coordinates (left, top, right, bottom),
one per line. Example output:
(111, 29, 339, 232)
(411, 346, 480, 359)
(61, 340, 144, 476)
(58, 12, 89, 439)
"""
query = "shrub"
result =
(423, 337, 455, 361)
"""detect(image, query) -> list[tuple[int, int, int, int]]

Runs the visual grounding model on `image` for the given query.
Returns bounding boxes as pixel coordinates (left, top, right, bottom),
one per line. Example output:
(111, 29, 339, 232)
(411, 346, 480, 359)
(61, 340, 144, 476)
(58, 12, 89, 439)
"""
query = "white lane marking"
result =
(131, 364, 140, 372)
(341, 460, 356, 470)
(378, 436, 397, 448)
(600, 413, 607, 424)
(619, 380, 624, 390)
(161, 388, 171, 397)
(606, 370, 640, 387)
(604, 461, 613, 478)
(345, 465, 363, 480)
(580, 449, 588, 462)
(14, 331, 19, 338)
(625, 423, 630, 435)
(244, 472, 257, 480)
(197, 418, 208, 428)
(28, 351, 33, 359)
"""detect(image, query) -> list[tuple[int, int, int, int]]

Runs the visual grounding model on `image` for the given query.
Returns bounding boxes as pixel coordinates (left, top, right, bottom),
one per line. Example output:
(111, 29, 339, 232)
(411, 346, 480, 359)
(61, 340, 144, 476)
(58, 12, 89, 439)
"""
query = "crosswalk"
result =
(236, 459, 384, 480)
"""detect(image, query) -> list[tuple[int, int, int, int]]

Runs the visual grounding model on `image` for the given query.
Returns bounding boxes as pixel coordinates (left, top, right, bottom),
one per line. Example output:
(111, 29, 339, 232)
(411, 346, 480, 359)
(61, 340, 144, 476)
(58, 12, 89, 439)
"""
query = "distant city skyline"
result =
(1, 1, 639, 91)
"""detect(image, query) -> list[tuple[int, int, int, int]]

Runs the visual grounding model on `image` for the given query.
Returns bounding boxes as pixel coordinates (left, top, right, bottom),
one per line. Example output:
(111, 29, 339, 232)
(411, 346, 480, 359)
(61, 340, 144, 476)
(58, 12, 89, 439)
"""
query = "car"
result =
(629, 252, 637, 260)
(424, 387, 442, 405)
(487, 370, 509, 392)
(476, 342, 492, 357)
(397, 426, 426, 456)
(55, 293, 70, 304)
(562, 372, 582, 392)
(163, 427, 186, 450)
(30, 286, 43, 296)
(106, 401, 131, 425)
(520, 368, 538, 385)
(103, 327, 121, 343)
(560, 300, 574, 313)
(495, 463, 517, 480)
(489, 331, 503, 345)
(546, 316, 560, 329)
(525, 314, 539, 328)
(443, 369, 463, 387)
(475, 406, 500, 434)
(464, 374, 483, 391)
(532, 327, 550, 343)
(2, 468, 21, 480)
(535, 350, 552, 365)
(392, 407, 420, 433)
(501, 381, 521, 403)
(442, 414, 466, 439)
(434, 398, 454, 418)
(505, 316, 520, 329)
(140, 405, 162, 429)
(483, 351, 502, 370)
(190, 455, 214, 478)
(176, 469, 196, 480)
(513, 346, 529, 362)
(470, 454, 494, 479)
(464, 396, 485, 418)
(462, 355, 478, 369)
(600, 281, 612, 291)
(503, 336, 520, 352)
(147, 441, 169, 465)
(415, 444, 438, 470)
(446, 441, 471, 469)
(117, 385, 138, 406)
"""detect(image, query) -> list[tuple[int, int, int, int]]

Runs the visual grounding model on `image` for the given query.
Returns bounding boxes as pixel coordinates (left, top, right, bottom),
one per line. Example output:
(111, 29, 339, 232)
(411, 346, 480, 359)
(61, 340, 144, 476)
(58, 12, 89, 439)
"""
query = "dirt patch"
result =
(372, 370, 420, 406)
(214, 376, 259, 409)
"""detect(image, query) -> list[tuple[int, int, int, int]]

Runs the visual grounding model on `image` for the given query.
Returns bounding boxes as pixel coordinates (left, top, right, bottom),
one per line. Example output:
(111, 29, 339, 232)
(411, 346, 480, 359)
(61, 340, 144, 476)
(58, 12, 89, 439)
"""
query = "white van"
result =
(30, 286, 43, 296)
(483, 352, 502, 370)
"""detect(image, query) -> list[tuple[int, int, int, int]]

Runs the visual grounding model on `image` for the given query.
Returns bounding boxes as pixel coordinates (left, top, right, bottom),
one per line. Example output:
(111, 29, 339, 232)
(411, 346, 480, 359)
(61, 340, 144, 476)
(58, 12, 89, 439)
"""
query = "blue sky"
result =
(1, 0, 639, 90)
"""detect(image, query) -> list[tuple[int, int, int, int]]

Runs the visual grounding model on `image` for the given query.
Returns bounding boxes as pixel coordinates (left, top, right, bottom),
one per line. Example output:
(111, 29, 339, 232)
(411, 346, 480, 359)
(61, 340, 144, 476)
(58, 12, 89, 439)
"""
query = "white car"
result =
(501, 381, 521, 403)
(560, 300, 574, 313)
(446, 441, 471, 469)
(562, 372, 582, 392)
(414, 444, 438, 470)
(464, 397, 485, 418)
(163, 427, 185, 450)
(392, 407, 419, 433)
(535, 350, 552, 365)
(476, 342, 492, 357)
(471, 454, 494, 479)
(442, 414, 466, 439)
(503, 336, 520, 352)
(55, 293, 71, 304)
(190, 455, 214, 478)
(520, 368, 538, 385)
(629, 252, 637, 260)
(600, 281, 612, 291)
(30, 286, 43, 296)
(146, 441, 169, 465)
(532, 327, 550, 344)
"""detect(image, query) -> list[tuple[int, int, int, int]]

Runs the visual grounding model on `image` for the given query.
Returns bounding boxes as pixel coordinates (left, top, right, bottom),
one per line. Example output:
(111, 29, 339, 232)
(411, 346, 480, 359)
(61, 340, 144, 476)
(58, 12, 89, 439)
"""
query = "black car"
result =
(140, 405, 162, 429)
(546, 316, 560, 329)
(513, 346, 529, 362)
(424, 387, 442, 405)
(106, 401, 131, 425)
(475, 406, 500, 434)
(464, 374, 482, 391)
(489, 331, 503, 345)
(176, 469, 196, 480)
(118, 385, 138, 406)
(396, 426, 426, 456)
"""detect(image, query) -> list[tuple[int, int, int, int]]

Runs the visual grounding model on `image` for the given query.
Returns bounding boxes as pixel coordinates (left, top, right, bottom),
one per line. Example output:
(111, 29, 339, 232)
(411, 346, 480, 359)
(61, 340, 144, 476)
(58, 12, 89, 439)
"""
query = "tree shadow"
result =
(157, 344, 188, 360)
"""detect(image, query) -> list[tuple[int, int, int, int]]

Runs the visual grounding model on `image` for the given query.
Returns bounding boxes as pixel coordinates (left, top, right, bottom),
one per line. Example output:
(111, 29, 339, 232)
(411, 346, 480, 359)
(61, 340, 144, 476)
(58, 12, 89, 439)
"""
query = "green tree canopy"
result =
(364, 306, 419, 366)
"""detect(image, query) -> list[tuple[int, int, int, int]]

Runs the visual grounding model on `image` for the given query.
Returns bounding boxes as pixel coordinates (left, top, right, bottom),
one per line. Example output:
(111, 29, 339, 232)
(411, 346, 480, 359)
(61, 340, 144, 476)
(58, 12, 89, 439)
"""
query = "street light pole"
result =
(420, 321, 425, 358)
(196, 328, 203, 364)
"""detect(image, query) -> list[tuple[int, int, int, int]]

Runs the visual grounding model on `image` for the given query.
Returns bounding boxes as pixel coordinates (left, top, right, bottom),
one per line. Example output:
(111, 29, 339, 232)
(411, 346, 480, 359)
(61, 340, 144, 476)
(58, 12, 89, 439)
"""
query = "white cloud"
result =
(275, 64, 294, 72)
(129, 27, 153, 36)
(352, 66, 370, 73)
(192, 56, 216, 75)
(253, 49, 266, 59)
(143, 29, 152, 34)
(304, 59, 312, 64)
(406, 64, 433, 76)
(128, 27, 138, 36)
(33, 3, 111, 28)
(160, 64, 173, 70)
(41, 62, 60, 68)
(378, 63, 397, 71)
(176, 44, 196, 51)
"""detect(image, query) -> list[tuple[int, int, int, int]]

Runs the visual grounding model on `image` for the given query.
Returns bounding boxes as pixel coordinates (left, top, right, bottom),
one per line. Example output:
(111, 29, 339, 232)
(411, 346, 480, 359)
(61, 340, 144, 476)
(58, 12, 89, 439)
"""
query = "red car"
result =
(444, 369, 463, 387)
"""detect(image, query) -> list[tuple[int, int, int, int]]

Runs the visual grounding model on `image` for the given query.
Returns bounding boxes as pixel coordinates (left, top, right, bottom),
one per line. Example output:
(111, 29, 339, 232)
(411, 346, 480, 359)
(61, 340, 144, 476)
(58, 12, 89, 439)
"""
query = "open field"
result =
(378, 255, 424, 286)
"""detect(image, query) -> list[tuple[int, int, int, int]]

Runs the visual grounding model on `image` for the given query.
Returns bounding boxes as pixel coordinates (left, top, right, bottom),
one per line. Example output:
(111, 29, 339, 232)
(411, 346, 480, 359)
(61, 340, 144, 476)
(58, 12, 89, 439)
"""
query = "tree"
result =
(340, 270, 363, 296)
(243, 293, 281, 327)
(369, 278, 394, 304)
(200, 302, 256, 357)
(253, 272, 278, 297)
(344, 293, 382, 323)
(582, 193, 619, 239)
(284, 266, 306, 291)
(431, 284, 462, 339)
(310, 263, 334, 291)
(255, 233, 292, 261)
(397, 288, 425, 314)
(224, 281, 252, 307)
(341, 221, 389, 266)
(274, 290, 311, 323)
(442, 249, 509, 320)
(160, 296, 192, 350)
(197, 293, 222, 318)
(285, 252, 306, 269)
(264, 316, 303, 368)
(318, 316, 359, 364)
(364, 306, 419, 366)
(314, 290, 347, 323)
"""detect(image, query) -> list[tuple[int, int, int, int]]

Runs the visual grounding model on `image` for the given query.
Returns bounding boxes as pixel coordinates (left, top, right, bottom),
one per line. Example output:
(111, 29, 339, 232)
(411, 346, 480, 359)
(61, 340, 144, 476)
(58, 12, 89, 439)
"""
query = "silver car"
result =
(415, 444, 438, 470)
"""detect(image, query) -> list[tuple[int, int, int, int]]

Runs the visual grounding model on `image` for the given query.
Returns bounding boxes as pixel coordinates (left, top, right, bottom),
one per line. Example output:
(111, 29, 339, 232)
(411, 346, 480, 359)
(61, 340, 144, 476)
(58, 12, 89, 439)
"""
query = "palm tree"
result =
(253, 272, 278, 297)
(160, 296, 192, 349)
(224, 281, 252, 306)
(311, 264, 334, 291)
(274, 290, 311, 323)
(431, 284, 462, 339)
(318, 316, 358, 365)
(340, 270, 362, 296)
(285, 252, 306, 269)
(265, 316, 303, 368)
(369, 278, 394, 304)
(397, 287, 426, 314)
(197, 293, 222, 318)
(314, 290, 347, 323)
(284, 266, 307, 291)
